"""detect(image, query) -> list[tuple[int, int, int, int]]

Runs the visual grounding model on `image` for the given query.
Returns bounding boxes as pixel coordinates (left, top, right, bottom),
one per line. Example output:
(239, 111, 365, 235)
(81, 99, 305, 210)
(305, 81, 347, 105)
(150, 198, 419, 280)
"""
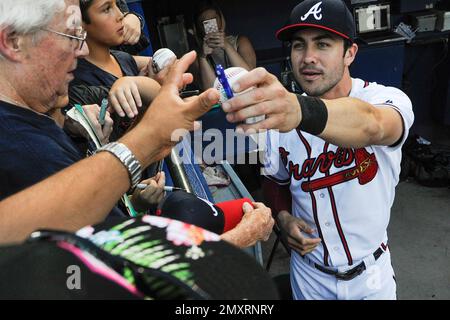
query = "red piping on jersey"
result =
(323, 143, 354, 266)
(297, 130, 330, 266)
(276, 23, 351, 41)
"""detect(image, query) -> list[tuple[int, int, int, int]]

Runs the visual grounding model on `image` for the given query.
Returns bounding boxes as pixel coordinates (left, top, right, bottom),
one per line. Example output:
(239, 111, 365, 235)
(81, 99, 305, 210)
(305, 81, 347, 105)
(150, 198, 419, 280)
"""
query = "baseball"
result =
(152, 48, 176, 73)
(213, 67, 265, 125)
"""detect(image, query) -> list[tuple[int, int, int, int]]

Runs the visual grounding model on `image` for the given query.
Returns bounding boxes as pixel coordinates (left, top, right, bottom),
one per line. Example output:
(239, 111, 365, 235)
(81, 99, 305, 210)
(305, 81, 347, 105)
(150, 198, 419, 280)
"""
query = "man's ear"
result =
(344, 43, 358, 67)
(0, 28, 24, 62)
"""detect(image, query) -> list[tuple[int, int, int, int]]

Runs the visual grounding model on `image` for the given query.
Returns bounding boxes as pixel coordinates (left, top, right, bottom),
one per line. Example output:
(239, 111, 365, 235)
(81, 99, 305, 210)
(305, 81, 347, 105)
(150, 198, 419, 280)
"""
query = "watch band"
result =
(96, 142, 142, 190)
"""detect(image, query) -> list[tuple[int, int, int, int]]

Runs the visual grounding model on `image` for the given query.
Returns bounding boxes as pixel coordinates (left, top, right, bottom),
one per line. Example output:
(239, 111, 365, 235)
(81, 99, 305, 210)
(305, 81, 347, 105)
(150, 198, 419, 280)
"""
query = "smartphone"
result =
(203, 18, 219, 34)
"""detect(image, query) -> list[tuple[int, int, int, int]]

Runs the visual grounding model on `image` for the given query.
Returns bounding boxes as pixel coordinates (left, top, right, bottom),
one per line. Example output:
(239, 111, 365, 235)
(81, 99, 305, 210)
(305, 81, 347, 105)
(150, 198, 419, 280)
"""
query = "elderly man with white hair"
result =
(0, 0, 274, 247)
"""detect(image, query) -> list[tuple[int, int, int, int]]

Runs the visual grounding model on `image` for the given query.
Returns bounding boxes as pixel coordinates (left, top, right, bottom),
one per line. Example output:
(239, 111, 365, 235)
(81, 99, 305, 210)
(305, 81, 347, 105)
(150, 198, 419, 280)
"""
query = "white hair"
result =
(0, 0, 66, 58)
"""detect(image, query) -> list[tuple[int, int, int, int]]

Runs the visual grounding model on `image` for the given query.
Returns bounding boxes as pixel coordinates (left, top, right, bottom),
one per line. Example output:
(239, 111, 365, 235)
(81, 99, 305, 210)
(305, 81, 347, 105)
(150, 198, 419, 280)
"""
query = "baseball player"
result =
(221, 0, 414, 299)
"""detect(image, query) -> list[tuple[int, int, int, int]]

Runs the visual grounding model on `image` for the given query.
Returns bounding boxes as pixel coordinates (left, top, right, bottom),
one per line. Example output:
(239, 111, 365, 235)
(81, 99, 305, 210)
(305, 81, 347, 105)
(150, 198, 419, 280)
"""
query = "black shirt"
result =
(70, 50, 140, 141)
(0, 100, 124, 217)
(71, 50, 139, 89)
(0, 101, 81, 200)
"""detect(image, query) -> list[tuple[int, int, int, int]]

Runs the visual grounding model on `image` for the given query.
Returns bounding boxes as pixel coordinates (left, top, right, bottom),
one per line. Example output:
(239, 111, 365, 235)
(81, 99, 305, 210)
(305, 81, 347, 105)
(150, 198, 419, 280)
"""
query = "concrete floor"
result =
(260, 180, 450, 300)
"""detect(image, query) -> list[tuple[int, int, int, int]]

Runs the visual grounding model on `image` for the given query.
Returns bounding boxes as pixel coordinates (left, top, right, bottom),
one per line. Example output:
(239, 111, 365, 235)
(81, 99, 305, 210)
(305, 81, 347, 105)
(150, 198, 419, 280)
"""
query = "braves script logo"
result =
(301, 1, 323, 21)
(279, 147, 378, 191)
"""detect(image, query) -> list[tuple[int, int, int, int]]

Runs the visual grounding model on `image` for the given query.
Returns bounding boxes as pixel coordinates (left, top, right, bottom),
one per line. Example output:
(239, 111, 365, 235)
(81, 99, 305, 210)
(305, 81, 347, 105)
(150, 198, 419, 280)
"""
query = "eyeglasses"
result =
(41, 27, 87, 51)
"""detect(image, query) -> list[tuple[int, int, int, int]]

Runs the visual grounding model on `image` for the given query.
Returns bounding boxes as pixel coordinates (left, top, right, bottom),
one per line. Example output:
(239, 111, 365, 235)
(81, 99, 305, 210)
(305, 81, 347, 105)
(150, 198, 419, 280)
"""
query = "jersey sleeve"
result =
(262, 130, 290, 185)
(371, 86, 414, 151)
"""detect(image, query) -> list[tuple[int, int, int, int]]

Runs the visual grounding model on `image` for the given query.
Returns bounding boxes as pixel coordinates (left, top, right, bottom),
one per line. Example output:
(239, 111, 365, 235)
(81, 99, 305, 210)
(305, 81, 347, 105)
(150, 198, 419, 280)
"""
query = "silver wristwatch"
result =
(96, 142, 142, 190)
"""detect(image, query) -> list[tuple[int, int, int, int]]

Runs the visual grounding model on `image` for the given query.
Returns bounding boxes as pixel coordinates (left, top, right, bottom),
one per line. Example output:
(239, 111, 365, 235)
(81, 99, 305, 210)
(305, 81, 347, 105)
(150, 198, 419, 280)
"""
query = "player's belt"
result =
(307, 245, 385, 281)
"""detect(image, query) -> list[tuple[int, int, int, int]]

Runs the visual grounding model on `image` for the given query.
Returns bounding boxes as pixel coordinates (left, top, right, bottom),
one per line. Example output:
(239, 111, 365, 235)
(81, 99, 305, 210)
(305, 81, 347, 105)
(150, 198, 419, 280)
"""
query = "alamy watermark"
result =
(169, 122, 281, 176)
(66, 265, 81, 290)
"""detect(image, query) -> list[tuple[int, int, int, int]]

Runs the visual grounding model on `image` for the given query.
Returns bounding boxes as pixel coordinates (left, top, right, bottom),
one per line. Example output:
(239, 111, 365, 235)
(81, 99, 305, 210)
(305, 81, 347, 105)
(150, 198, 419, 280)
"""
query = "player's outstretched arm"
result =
(222, 68, 405, 148)
(314, 97, 404, 148)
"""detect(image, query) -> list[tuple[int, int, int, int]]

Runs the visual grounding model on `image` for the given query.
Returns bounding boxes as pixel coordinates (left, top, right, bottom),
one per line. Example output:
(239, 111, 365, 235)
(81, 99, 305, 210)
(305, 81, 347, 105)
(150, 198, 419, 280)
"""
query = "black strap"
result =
(373, 247, 384, 260)
(296, 95, 328, 135)
(312, 245, 386, 281)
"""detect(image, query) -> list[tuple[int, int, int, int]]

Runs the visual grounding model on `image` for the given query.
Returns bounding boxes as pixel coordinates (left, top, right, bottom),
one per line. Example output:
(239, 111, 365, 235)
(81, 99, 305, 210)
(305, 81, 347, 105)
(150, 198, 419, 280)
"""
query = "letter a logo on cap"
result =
(301, 1, 323, 21)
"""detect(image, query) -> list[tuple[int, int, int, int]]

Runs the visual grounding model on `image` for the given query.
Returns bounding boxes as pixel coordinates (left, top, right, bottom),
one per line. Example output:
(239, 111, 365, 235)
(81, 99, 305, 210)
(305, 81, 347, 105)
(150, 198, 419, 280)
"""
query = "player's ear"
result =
(344, 42, 358, 67)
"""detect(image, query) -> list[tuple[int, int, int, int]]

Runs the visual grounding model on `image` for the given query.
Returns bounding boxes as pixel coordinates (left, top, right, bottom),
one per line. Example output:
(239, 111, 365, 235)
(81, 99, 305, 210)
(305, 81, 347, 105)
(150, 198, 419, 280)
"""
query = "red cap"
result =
(215, 198, 252, 233)
(158, 191, 251, 235)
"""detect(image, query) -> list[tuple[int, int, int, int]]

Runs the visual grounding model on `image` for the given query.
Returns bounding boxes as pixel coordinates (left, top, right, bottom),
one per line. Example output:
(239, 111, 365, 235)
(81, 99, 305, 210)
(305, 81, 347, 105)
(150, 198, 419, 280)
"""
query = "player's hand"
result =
(221, 67, 302, 133)
(109, 77, 143, 118)
(123, 13, 142, 45)
(131, 172, 166, 211)
(221, 202, 274, 248)
(277, 210, 321, 256)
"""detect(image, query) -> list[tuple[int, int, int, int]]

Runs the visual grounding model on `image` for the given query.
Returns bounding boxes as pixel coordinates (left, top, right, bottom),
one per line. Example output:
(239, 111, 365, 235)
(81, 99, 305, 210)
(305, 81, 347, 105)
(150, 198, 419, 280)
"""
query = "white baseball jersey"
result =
(264, 78, 414, 270)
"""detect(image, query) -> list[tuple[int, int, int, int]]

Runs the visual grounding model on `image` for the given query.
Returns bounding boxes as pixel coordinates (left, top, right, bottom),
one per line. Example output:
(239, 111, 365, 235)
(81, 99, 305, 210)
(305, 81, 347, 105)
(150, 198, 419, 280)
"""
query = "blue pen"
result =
(215, 64, 234, 100)
(99, 98, 108, 126)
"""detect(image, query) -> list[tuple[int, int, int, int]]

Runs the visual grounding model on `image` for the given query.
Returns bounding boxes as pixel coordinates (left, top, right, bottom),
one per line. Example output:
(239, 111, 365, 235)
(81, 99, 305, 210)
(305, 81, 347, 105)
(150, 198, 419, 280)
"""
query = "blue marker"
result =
(99, 98, 108, 126)
(215, 64, 234, 100)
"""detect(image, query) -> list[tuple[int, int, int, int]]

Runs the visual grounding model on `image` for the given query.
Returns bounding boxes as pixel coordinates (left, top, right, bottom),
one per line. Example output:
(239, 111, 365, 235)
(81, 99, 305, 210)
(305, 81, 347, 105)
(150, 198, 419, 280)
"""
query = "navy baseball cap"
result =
(157, 191, 250, 235)
(276, 0, 356, 42)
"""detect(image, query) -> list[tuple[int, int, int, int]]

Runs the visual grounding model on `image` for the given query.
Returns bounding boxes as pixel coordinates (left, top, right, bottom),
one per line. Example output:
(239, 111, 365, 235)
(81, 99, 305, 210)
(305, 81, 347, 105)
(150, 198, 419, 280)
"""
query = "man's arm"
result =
(313, 98, 404, 148)
(0, 51, 220, 244)
(222, 68, 405, 148)
(0, 152, 129, 244)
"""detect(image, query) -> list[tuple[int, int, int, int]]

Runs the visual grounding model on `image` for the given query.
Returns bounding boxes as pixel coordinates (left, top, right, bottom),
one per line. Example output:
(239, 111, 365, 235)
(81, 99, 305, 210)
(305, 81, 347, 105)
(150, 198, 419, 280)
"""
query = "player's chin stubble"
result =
(301, 71, 343, 97)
